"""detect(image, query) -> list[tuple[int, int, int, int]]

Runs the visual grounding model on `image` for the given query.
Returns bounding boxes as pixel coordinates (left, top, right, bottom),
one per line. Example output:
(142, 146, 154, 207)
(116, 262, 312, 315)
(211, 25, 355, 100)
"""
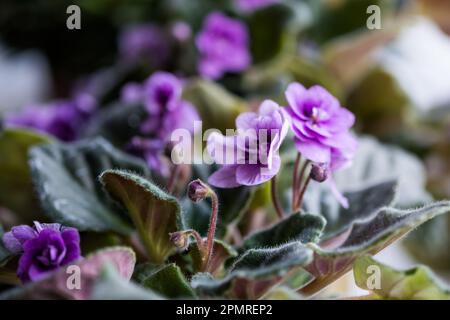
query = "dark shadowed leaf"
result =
(0, 129, 52, 222)
(353, 255, 450, 300)
(100, 170, 183, 264)
(189, 239, 237, 276)
(29, 138, 150, 234)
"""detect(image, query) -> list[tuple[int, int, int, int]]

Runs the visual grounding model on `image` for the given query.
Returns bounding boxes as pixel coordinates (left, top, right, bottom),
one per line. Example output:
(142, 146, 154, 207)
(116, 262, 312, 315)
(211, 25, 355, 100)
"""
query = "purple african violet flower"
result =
(196, 12, 251, 80)
(207, 100, 289, 187)
(171, 21, 192, 42)
(119, 24, 170, 68)
(5, 93, 97, 142)
(234, 0, 279, 12)
(284, 82, 357, 208)
(284, 83, 357, 171)
(121, 72, 200, 174)
(2, 222, 81, 283)
(121, 82, 143, 105)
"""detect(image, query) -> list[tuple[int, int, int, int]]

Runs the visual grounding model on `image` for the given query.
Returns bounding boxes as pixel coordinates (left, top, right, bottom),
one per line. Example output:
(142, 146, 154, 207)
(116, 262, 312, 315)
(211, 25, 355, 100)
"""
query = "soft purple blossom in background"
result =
(196, 12, 251, 80)
(121, 72, 200, 174)
(284, 82, 358, 207)
(171, 21, 192, 42)
(2, 222, 81, 283)
(119, 24, 170, 67)
(207, 100, 289, 187)
(234, 0, 279, 12)
(5, 93, 97, 142)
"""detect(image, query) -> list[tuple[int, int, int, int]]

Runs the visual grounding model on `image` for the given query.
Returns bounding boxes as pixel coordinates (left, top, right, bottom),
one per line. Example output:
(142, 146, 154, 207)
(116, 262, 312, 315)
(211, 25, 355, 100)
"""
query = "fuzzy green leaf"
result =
(301, 201, 450, 296)
(133, 263, 195, 298)
(100, 170, 183, 264)
(241, 213, 326, 251)
(191, 242, 314, 299)
(353, 255, 450, 300)
(29, 138, 150, 234)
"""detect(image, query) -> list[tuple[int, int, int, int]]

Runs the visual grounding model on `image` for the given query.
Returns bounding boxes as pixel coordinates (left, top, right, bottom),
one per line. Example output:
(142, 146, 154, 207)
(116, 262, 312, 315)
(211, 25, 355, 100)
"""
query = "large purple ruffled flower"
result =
(2, 222, 81, 283)
(234, 0, 279, 12)
(207, 100, 289, 187)
(5, 94, 97, 142)
(120, 72, 200, 174)
(119, 24, 170, 68)
(284, 83, 357, 171)
(196, 12, 251, 80)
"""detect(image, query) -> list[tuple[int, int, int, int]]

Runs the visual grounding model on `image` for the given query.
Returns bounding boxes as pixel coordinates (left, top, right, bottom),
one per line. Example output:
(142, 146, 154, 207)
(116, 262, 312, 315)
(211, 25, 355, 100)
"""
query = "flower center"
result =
(36, 245, 65, 267)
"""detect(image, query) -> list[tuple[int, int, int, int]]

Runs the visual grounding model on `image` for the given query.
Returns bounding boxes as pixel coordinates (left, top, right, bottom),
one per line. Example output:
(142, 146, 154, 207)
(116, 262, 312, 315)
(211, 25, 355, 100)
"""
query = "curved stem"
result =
(296, 175, 311, 213)
(292, 153, 301, 209)
(204, 191, 219, 271)
(166, 164, 181, 194)
(271, 176, 284, 219)
(293, 160, 311, 212)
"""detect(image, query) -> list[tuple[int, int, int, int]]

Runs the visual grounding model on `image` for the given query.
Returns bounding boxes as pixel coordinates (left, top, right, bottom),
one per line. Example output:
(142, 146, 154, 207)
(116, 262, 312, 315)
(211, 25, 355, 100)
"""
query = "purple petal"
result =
(294, 138, 331, 164)
(208, 165, 240, 188)
(11, 225, 37, 245)
(2, 231, 23, 254)
(235, 155, 281, 186)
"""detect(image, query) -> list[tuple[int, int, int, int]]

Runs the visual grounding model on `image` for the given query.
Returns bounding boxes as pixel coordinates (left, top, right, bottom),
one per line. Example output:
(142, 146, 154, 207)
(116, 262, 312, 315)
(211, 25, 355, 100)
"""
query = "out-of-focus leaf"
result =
(0, 247, 136, 300)
(91, 264, 162, 300)
(182, 79, 247, 132)
(0, 225, 11, 267)
(0, 129, 52, 222)
(263, 286, 304, 300)
(303, 180, 397, 240)
(353, 255, 450, 300)
(300, 201, 450, 296)
(333, 137, 432, 208)
(133, 263, 195, 298)
(29, 138, 150, 234)
(191, 242, 314, 299)
(241, 213, 326, 251)
(100, 170, 183, 263)
(85, 103, 146, 148)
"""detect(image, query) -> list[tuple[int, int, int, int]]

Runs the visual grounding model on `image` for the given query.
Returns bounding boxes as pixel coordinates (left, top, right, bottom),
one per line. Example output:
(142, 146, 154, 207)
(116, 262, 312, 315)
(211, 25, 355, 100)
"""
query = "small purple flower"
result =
(119, 24, 170, 68)
(196, 12, 251, 80)
(121, 72, 200, 174)
(121, 82, 143, 105)
(171, 21, 192, 42)
(5, 94, 97, 142)
(207, 100, 289, 187)
(284, 83, 357, 171)
(2, 222, 81, 283)
(234, 0, 279, 12)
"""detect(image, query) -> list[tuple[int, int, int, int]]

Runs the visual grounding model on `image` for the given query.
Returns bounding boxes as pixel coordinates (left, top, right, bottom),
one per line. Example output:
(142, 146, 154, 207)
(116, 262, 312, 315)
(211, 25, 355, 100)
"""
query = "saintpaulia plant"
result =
(121, 72, 200, 176)
(2, 222, 80, 283)
(196, 12, 251, 79)
(284, 83, 358, 209)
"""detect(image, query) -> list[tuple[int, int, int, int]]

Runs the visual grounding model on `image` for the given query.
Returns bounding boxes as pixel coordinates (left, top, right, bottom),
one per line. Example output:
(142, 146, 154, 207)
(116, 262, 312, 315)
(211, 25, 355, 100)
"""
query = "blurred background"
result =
(1, 0, 450, 296)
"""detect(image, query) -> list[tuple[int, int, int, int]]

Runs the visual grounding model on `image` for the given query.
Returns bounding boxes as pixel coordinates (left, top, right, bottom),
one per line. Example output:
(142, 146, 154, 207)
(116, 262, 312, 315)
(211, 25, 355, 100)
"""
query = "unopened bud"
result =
(169, 231, 189, 251)
(310, 163, 329, 183)
(187, 179, 211, 203)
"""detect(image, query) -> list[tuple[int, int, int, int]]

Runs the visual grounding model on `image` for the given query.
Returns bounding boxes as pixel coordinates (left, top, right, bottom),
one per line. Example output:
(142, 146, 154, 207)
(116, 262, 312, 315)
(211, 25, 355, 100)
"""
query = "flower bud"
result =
(169, 231, 189, 251)
(310, 163, 329, 183)
(187, 179, 211, 203)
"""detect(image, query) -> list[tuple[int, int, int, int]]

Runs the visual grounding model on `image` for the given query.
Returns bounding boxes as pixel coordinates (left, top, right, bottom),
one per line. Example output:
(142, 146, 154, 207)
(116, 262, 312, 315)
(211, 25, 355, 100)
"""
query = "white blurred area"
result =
(0, 41, 52, 113)
(375, 17, 450, 113)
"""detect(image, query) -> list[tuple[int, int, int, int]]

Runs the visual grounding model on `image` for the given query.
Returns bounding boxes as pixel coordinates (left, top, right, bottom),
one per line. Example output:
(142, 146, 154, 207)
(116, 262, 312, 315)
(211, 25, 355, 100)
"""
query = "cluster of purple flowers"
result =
(196, 12, 251, 80)
(121, 72, 200, 174)
(4, 93, 97, 142)
(2, 222, 81, 283)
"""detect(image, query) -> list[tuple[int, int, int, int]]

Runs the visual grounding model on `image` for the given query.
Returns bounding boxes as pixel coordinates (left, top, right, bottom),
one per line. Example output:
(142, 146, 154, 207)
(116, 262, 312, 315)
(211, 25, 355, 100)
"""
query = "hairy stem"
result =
(166, 164, 181, 194)
(296, 175, 311, 213)
(204, 191, 219, 271)
(271, 175, 284, 219)
(292, 153, 301, 209)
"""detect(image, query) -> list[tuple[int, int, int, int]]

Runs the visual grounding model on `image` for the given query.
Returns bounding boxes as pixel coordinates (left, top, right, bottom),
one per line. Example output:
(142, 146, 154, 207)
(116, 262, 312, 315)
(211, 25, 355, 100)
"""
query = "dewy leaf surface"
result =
(29, 137, 150, 234)
(353, 255, 450, 300)
(100, 170, 183, 264)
